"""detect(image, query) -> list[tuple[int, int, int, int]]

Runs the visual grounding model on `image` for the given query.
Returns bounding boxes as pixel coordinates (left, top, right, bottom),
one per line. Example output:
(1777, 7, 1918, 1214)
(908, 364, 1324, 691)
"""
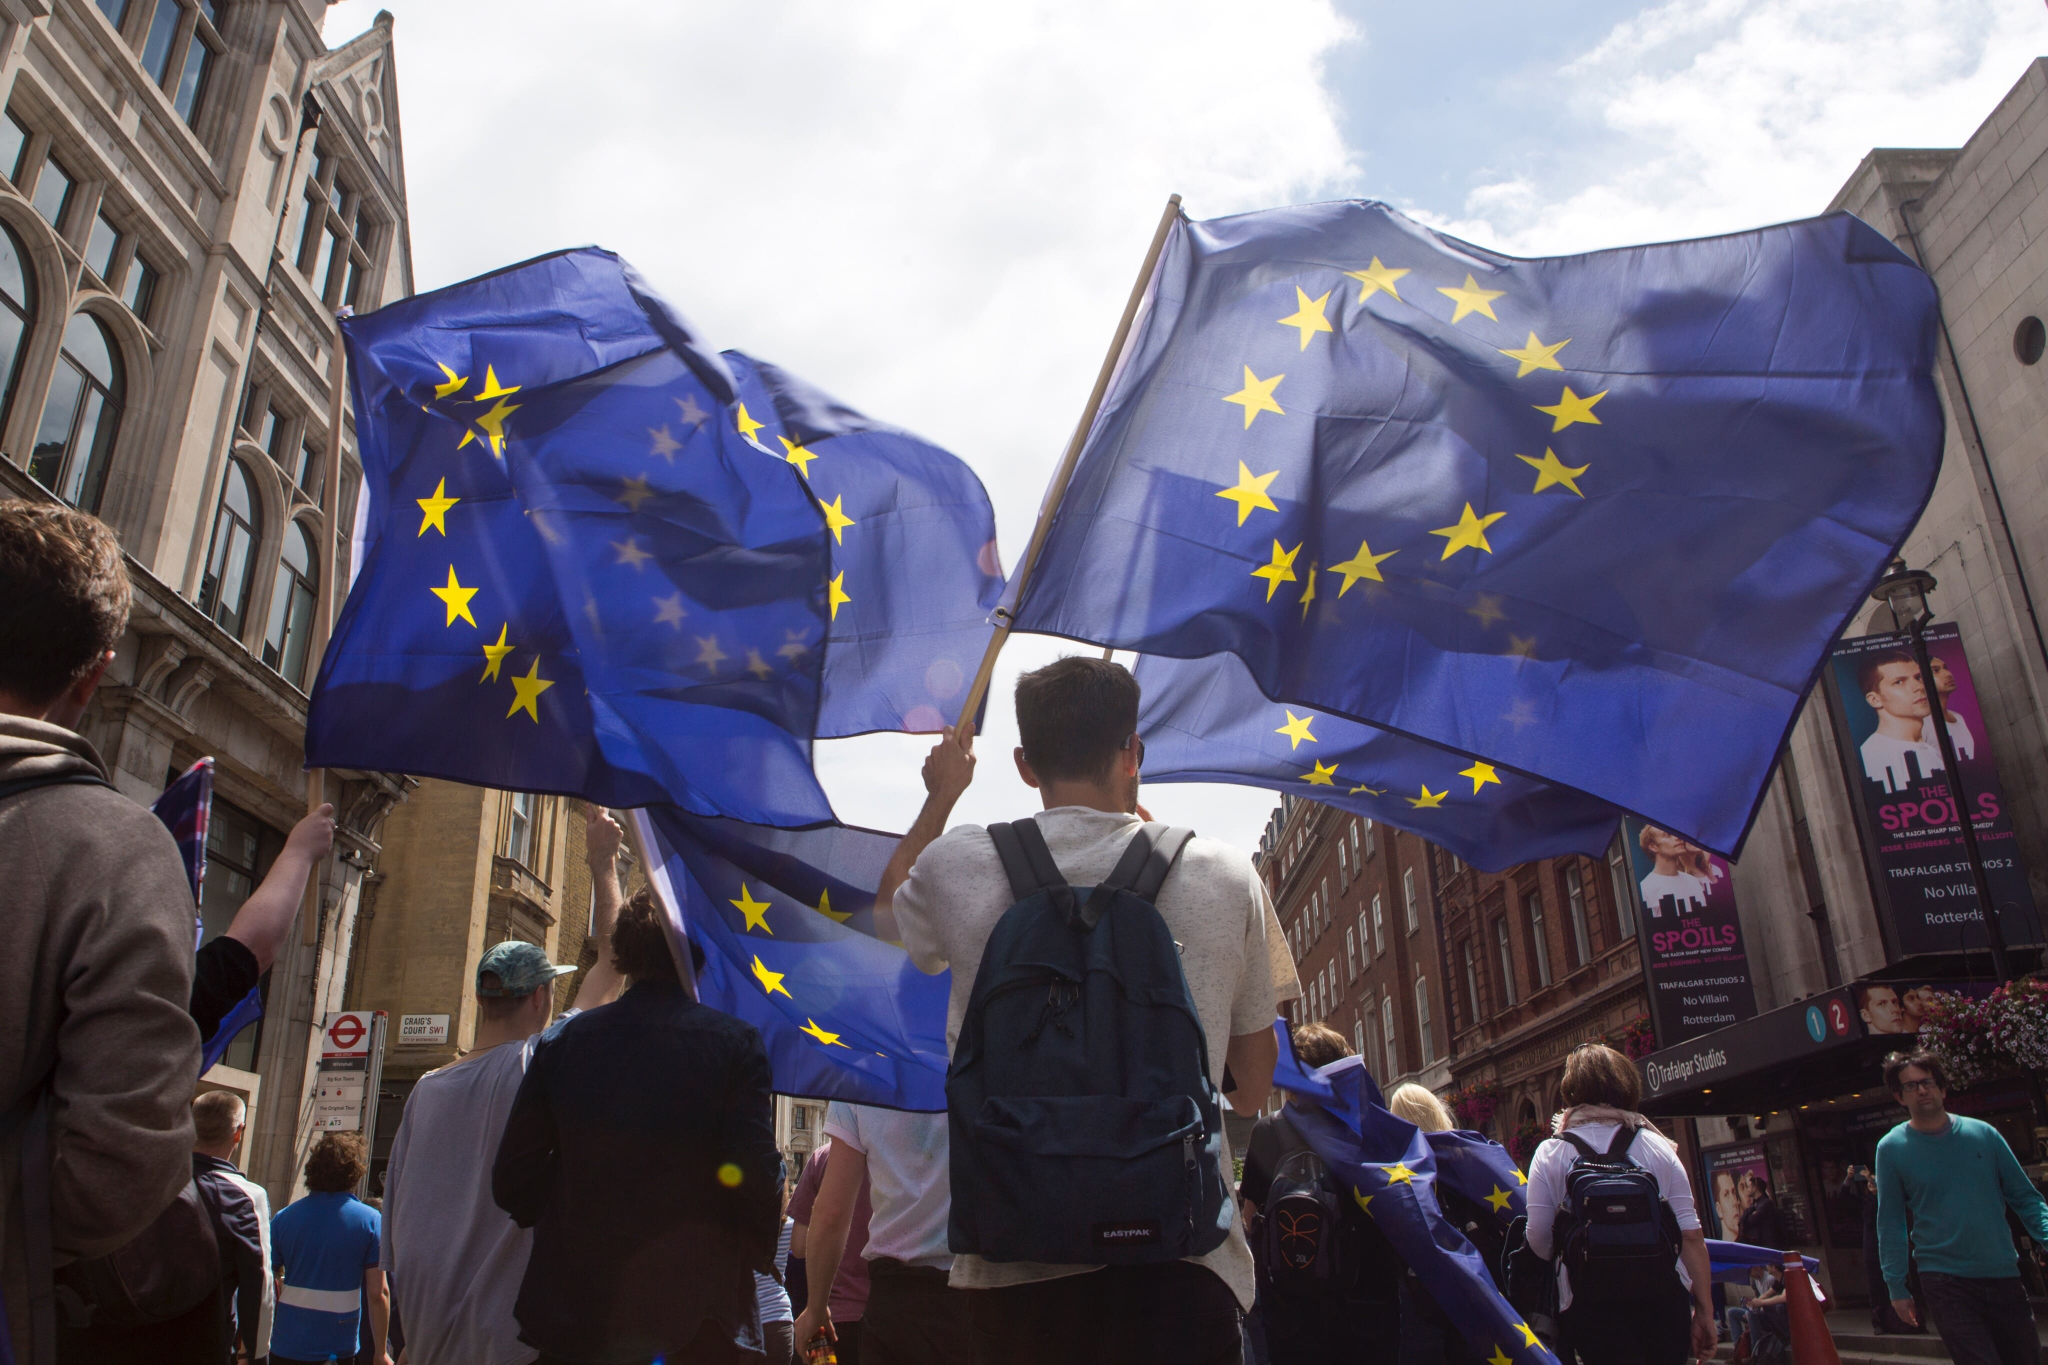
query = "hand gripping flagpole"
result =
(955, 193, 1183, 727)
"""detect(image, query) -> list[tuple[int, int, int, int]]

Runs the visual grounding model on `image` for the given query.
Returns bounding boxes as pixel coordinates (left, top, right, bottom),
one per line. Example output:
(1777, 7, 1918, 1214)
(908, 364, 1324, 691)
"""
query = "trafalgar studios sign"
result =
(1826, 625, 2043, 957)
(1621, 818, 1759, 1048)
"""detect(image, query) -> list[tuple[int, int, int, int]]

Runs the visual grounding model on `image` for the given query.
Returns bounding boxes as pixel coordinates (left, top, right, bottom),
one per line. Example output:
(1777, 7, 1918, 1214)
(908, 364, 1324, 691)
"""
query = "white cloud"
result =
(1420, 0, 2048, 255)
(327, 0, 1354, 846)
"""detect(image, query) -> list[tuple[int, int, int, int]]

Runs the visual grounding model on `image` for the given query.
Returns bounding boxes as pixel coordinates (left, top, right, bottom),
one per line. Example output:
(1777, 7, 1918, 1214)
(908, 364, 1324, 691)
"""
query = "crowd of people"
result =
(6, 492, 2048, 1365)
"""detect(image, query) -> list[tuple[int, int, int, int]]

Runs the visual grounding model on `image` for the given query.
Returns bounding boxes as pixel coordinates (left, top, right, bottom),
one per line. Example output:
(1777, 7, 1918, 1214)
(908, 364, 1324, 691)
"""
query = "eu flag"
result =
(310, 250, 836, 825)
(1135, 652, 1620, 870)
(636, 807, 951, 1110)
(1268, 1022, 1559, 1365)
(722, 352, 1006, 735)
(1014, 203, 1941, 854)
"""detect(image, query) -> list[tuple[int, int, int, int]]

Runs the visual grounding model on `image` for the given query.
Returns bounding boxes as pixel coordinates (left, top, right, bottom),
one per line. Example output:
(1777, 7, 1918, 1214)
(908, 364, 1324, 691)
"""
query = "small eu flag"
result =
(637, 807, 951, 1111)
(1013, 202, 1942, 854)
(1135, 652, 1619, 871)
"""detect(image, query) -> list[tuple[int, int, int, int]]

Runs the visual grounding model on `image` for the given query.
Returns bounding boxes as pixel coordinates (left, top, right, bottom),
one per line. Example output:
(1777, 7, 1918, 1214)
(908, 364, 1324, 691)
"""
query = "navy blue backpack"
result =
(946, 819, 1233, 1265)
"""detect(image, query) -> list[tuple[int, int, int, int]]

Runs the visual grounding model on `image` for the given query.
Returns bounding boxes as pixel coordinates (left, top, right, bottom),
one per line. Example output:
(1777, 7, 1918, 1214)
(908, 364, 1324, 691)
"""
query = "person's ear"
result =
(1014, 747, 1040, 789)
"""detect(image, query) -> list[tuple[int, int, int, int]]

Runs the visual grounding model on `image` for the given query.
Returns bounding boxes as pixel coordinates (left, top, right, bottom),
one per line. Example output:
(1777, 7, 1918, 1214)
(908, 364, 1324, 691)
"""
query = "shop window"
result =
(260, 519, 318, 687)
(1565, 863, 1593, 967)
(28, 313, 124, 513)
(198, 458, 261, 635)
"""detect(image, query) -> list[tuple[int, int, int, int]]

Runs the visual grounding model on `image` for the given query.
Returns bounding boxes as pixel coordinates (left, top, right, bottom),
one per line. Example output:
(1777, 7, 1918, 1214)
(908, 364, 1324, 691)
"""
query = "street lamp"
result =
(1870, 558, 2013, 983)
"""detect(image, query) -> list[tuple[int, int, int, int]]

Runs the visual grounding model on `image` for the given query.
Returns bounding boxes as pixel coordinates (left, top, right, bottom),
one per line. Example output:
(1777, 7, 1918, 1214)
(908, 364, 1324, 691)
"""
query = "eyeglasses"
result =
(1897, 1078, 1941, 1093)
(1122, 734, 1145, 768)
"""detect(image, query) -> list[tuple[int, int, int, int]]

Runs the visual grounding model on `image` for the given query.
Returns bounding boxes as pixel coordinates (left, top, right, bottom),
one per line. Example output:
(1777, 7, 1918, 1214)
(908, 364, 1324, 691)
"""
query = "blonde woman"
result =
(1389, 1083, 1454, 1133)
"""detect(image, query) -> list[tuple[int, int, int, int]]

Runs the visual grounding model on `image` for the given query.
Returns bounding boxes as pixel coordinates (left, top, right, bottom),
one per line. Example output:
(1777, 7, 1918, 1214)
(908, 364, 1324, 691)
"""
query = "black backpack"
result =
(1552, 1125, 1682, 1306)
(53, 1174, 224, 1330)
(1260, 1119, 1344, 1293)
(946, 820, 1231, 1265)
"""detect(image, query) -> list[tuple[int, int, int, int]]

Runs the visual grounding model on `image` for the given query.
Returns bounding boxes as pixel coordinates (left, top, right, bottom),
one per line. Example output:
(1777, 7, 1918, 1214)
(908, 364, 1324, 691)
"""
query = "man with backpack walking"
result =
(884, 656, 1298, 1365)
(1524, 1044, 1715, 1365)
(1, 500, 205, 1365)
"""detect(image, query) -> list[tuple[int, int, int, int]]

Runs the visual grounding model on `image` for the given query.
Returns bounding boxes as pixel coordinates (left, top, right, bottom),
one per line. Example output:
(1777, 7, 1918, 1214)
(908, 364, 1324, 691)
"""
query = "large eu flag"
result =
(1135, 652, 1619, 870)
(1014, 203, 1942, 854)
(636, 807, 950, 1110)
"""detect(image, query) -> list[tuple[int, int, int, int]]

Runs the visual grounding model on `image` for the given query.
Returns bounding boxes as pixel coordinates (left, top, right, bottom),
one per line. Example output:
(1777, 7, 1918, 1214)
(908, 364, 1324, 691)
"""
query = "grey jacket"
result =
(1, 714, 201, 1361)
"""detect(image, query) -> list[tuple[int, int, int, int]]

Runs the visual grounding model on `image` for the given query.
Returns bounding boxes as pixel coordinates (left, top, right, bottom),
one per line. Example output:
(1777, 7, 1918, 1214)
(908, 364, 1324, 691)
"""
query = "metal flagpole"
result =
(954, 192, 1183, 727)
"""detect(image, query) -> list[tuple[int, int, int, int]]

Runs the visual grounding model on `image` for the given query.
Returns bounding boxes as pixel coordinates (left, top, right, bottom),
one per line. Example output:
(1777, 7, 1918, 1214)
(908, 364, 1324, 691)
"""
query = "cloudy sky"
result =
(325, 0, 2048, 851)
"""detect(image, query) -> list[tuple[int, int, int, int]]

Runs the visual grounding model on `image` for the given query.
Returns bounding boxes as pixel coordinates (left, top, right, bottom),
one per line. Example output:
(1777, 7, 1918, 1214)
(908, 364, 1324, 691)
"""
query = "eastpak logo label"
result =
(1093, 1220, 1162, 1246)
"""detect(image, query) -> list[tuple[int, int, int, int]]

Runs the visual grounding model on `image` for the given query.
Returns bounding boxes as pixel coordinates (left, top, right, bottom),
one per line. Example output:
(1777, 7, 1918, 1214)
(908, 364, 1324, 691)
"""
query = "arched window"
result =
(261, 519, 318, 686)
(27, 313, 123, 512)
(0, 222, 33, 431)
(200, 458, 261, 637)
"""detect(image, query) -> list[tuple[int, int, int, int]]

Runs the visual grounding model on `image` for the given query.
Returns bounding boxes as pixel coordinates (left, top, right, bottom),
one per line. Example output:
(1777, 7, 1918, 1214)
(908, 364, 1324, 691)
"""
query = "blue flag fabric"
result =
(1135, 652, 1620, 871)
(310, 249, 837, 825)
(1706, 1240, 1820, 1285)
(1013, 202, 1942, 854)
(1269, 1021, 1558, 1365)
(150, 758, 260, 1073)
(722, 352, 1006, 735)
(636, 807, 950, 1111)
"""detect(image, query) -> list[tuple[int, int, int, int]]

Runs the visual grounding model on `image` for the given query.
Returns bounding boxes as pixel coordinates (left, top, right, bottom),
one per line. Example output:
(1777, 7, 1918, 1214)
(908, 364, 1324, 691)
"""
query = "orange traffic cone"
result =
(1783, 1251, 1841, 1365)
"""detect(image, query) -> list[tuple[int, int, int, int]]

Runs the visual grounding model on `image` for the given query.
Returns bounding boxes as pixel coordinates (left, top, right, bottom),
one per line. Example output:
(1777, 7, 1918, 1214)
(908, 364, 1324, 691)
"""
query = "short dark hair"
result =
(0, 500, 132, 705)
(1858, 650, 1918, 698)
(1883, 1049, 1947, 1095)
(1014, 656, 1139, 782)
(611, 888, 681, 982)
(1559, 1042, 1643, 1110)
(303, 1130, 368, 1193)
(476, 976, 545, 1022)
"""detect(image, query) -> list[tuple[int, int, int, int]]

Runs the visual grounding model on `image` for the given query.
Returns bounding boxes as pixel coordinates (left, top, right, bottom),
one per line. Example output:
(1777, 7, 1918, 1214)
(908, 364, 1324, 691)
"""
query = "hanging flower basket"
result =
(1509, 1118, 1549, 1166)
(1918, 977, 2048, 1091)
(1449, 1080, 1503, 1131)
(1618, 1014, 1657, 1060)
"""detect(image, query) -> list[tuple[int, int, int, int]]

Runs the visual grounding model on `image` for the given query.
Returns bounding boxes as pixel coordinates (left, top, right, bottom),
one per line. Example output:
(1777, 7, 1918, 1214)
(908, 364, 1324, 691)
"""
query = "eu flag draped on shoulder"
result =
(1011, 201, 1942, 854)
(1267, 1021, 1559, 1365)
(635, 807, 951, 1110)
(1135, 651, 1621, 871)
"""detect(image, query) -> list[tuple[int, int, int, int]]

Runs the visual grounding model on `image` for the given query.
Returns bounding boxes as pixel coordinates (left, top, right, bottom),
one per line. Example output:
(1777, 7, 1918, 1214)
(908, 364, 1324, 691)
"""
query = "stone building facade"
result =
(0, 0, 413, 1205)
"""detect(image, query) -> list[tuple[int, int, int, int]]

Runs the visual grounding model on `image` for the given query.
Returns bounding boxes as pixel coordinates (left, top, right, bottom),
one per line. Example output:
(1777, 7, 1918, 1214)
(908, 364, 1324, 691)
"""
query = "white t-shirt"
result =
(823, 1103, 952, 1270)
(892, 806, 1301, 1309)
(1523, 1121, 1700, 1311)
(1938, 712, 1975, 759)
(380, 1013, 575, 1365)
(1639, 871, 1707, 917)
(1862, 731, 1943, 793)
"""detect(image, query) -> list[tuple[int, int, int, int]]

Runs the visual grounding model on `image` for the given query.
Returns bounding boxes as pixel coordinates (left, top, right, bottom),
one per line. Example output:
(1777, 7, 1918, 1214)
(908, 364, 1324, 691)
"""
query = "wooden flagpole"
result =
(954, 192, 1182, 727)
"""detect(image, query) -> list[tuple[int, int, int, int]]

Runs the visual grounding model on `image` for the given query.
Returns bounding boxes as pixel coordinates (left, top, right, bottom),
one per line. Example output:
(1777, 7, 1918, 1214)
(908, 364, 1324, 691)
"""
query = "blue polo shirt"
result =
(271, 1191, 381, 1361)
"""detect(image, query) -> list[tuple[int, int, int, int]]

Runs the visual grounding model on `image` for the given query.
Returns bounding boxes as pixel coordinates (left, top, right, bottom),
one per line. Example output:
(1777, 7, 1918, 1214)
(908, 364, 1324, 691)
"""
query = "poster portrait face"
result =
(1856, 983, 1910, 1034)
(1862, 657, 1930, 723)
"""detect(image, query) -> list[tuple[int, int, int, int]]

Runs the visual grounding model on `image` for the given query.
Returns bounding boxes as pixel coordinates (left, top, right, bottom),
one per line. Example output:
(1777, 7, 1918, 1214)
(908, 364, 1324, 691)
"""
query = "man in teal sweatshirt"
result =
(1875, 1049, 2048, 1365)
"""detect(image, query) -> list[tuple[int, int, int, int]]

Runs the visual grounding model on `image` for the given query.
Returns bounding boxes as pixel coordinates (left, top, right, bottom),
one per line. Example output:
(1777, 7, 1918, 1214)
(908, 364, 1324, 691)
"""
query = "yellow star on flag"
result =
(676, 394, 708, 426)
(735, 403, 766, 442)
(615, 475, 657, 513)
(613, 537, 653, 571)
(1460, 761, 1502, 794)
(1344, 257, 1409, 302)
(432, 363, 467, 399)
(416, 478, 459, 536)
(1409, 785, 1446, 809)
(1438, 274, 1505, 324)
(778, 630, 810, 662)
(1467, 594, 1507, 629)
(648, 425, 683, 461)
(1297, 563, 1318, 622)
(1515, 1166, 1529, 1185)
(751, 955, 790, 998)
(1384, 1163, 1415, 1184)
(1517, 448, 1589, 496)
(1277, 286, 1335, 349)
(779, 435, 817, 478)
(1276, 710, 1317, 749)
(1354, 1188, 1375, 1214)
(1430, 504, 1506, 559)
(1222, 366, 1285, 429)
(431, 566, 478, 627)
(695, 635, 729, 673)
(816, 888, 852, 923)
(479, 623, 515, 682)
(457, 396, 519, 457)
(1251, 541, 1301, 601)
(730, 884, 773, 933)
(827, 572, 851, 622)
(474, 365, 520, 401)
(1488, 1348, 1514, 1365)
(746, 648, 774, 680)
(1498, 332, 1570, 377)
(822, 496, 857, 544)
(506, 656, 554, 722)
(1348, 783, 1385, 796)
(1535, 385, 1606, 432)
(1215, 461, 1280, 526)
(1517, 1323, 1541, 1348)
(1302, 760, 1339, 787)
(801, 1018, 848, 1047)
(653, 593, 687, 628)
(1506, 634, 1538, 659)
(1330, 538, 1396, 594)
(1486, 1185, 1514, 1213)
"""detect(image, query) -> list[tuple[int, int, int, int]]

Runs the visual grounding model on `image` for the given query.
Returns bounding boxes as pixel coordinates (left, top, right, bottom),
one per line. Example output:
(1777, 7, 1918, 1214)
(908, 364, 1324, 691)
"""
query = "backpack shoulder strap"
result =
(1557, 1131, 1598, 1160)
(1604, 1124, 1641, 1160)
(1105, 823, 1195, 902)
(987, 820, 1076, 920)
(0, 771, 112, 804)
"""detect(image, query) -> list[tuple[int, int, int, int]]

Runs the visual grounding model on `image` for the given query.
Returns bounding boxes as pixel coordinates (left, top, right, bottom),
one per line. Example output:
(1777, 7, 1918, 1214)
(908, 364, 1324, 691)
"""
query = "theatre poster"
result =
(1622, 817, 1759, 1048)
